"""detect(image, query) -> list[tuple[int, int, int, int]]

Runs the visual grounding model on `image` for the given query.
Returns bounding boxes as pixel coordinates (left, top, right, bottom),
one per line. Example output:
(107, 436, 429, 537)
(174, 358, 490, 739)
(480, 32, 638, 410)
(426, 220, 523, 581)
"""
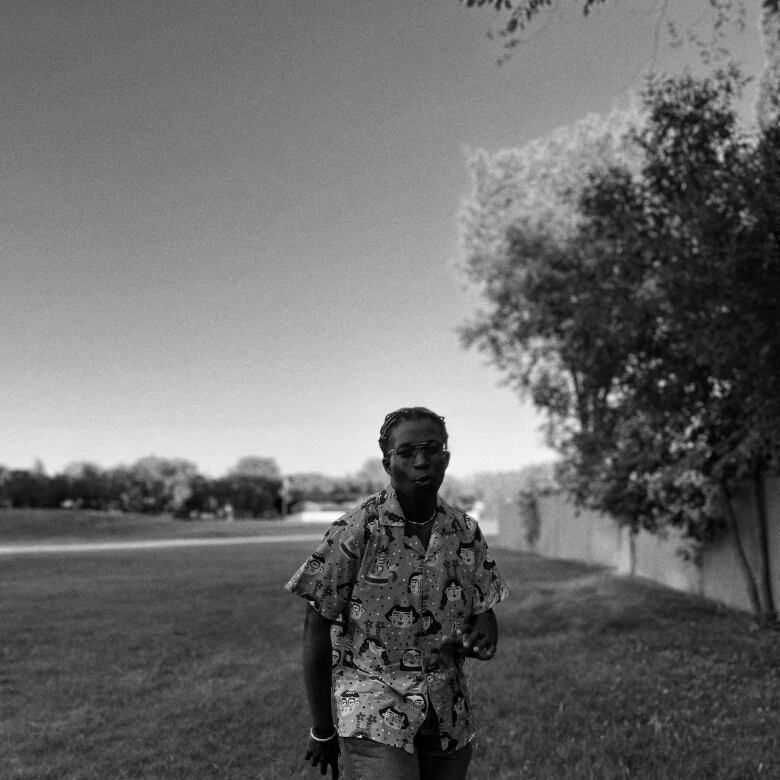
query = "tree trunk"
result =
(722, 482, 764, 621)
(754, 469, 778, 623)
(628, 523, 637, 577)
(756, 1, 780, 131)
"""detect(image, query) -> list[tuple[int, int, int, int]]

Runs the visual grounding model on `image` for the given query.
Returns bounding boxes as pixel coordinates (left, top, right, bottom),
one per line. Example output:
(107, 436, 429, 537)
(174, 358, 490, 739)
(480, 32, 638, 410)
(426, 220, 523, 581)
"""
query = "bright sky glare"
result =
(1, 1, 764, 478)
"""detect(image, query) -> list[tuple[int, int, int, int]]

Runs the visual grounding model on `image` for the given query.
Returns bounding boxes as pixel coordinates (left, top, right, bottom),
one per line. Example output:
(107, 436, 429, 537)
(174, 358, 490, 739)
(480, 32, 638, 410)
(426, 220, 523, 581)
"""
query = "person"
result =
(285, 407, 509, 780)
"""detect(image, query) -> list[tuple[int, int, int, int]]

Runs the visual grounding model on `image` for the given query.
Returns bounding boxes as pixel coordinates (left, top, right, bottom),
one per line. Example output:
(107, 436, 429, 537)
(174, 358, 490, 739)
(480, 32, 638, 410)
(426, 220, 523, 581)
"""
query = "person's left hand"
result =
(304, 730, 340, 779)
(436, 627, 495, 660)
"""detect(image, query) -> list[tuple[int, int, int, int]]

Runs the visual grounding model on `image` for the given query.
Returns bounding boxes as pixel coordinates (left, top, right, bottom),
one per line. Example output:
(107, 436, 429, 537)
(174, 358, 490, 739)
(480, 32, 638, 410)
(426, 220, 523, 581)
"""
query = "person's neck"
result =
(395, 491, 437, 525)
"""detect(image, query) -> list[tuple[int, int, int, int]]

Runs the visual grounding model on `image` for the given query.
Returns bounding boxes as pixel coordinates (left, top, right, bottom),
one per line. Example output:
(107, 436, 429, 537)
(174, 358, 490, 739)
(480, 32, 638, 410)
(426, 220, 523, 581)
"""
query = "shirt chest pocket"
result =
(359, 531, 407, 586)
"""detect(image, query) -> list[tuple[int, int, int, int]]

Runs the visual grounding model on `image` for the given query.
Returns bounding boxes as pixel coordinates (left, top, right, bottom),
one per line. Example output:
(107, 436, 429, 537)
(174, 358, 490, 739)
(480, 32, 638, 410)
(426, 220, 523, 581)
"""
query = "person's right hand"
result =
(305, 728, 340, 779)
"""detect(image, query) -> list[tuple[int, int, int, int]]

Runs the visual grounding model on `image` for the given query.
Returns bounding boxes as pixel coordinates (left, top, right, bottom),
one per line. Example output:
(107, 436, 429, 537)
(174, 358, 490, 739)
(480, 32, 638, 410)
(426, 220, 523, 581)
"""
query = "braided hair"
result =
(378, 407, 448, 455)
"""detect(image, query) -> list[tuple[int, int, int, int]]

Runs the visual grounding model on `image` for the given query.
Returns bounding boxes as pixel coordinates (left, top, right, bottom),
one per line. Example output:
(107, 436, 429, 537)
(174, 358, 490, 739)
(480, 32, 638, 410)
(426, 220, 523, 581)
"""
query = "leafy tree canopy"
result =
(229, 455, 281, 480)
(459, 66, 780, 621)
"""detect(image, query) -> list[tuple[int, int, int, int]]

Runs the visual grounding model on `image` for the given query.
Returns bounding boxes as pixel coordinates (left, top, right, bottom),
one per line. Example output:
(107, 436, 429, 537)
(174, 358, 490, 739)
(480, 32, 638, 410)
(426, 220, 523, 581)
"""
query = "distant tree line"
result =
(0, 455, 397, 520)
(0, 457, 279, 518)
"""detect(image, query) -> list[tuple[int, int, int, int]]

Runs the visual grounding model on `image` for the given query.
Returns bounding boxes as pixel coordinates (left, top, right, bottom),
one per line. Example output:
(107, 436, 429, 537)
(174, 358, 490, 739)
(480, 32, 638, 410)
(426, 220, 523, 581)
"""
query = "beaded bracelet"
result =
(309, 726, 338, 742)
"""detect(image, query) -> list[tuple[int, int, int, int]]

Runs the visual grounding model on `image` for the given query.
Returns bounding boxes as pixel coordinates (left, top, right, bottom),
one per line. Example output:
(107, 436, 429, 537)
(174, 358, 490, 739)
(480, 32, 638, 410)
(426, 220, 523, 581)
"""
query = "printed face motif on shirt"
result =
(385, 603, 419, 628)
(361, 637, 384, 655)
(304, 552, 326, 575)
(405, 693, 427, 713)
(336, 582, 353, 602)
(446, 581, 462, 601)
(349, 597, 365, 620)
(440, 578, 465, 609)
(340, 690, 360, 714)
(425, 664, 448, 690)
(457, 541, 475, 567)
(408, 572, 423, 596)
(365, 516, 379, 534)
(379, 706, 409, 731)
(358, 636, 389, 671)
(420, 610, 442, 636)
(400, 647, 422, 671)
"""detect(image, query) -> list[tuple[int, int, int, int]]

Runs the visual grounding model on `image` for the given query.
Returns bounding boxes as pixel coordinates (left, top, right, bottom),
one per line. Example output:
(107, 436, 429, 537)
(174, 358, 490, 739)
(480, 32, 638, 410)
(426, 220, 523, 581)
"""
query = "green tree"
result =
(628, 68, 780, 621)
(126, 456, 199, 513)
(229, 456, 281, 480)
(61, 462, 114, 510)
(459, 106, 645, 454)
(459, 68, 780, 623)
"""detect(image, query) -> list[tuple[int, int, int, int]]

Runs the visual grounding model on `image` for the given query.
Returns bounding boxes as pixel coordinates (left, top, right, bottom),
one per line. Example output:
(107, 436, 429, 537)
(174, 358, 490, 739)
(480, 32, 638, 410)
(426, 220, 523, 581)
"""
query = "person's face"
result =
(383, 418, 449, 503)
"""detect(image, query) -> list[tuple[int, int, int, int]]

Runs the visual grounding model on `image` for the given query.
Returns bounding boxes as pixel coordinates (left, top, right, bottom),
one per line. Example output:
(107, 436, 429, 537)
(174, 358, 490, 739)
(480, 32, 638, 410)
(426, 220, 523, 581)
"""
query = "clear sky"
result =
(1, 0, 765, 479)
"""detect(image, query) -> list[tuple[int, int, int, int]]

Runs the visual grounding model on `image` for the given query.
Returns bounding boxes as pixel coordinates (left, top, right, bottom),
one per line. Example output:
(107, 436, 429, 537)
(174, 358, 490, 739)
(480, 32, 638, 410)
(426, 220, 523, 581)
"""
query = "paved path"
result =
(0, 533, 322, 555)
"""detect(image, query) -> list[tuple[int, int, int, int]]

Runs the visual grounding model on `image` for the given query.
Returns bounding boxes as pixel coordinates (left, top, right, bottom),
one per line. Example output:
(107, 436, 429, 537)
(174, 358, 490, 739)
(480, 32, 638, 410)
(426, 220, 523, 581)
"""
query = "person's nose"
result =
(412, 448, 431, 467)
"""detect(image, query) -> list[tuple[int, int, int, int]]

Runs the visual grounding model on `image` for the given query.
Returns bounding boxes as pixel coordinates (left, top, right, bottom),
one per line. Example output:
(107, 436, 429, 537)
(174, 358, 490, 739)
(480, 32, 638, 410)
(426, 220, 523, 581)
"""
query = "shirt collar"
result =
(377, 484, 453, 530)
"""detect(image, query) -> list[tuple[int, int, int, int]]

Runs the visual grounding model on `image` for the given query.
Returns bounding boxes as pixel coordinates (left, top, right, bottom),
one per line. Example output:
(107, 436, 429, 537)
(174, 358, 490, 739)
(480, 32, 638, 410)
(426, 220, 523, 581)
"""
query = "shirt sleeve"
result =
(284, 510, 366, 622)
(471, 525, 510, 614)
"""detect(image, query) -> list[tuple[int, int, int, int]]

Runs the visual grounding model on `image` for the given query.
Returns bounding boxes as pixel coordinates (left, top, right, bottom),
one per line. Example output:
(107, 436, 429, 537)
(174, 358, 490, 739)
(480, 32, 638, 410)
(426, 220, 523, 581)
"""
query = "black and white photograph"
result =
(2, 1, 779, 778)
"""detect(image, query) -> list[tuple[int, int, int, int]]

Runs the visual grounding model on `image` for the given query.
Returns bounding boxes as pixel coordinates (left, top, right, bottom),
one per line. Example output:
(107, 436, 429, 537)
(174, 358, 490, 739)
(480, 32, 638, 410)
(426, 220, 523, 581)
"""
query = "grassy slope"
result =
(1, 515, 779, 779)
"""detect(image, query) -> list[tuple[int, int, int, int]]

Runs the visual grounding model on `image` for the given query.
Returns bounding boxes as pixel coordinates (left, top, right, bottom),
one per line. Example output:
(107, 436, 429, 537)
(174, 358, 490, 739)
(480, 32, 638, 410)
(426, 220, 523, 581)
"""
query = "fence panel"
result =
(493, 477, 780, 615)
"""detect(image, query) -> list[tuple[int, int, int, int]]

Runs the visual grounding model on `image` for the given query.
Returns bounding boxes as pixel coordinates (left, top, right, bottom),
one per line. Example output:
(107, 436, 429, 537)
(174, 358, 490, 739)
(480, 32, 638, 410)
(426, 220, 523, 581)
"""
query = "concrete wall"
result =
(491, 476, 780, 615)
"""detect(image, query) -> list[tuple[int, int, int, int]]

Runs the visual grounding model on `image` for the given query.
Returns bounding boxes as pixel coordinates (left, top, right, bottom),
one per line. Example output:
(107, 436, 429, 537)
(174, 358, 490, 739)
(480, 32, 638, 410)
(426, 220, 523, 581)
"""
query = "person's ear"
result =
(382, 456, 391, 475)
(442, 451, 451, 470)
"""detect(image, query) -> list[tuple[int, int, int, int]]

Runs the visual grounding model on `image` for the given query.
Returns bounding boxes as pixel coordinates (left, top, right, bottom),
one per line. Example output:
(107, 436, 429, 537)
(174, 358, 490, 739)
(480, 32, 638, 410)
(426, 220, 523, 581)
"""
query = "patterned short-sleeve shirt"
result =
(285, 486, 509, 754)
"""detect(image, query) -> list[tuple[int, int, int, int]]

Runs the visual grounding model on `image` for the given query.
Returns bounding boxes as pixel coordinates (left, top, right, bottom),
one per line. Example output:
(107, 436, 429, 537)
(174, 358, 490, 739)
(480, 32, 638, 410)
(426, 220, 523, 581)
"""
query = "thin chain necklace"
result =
(405, 507, 437, 527)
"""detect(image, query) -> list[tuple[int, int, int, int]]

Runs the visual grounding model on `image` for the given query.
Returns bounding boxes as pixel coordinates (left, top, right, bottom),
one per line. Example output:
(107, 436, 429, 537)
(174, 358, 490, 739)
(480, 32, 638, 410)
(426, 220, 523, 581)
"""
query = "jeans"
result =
(338, 704, 473, 780)
(339, 737, 473, 780)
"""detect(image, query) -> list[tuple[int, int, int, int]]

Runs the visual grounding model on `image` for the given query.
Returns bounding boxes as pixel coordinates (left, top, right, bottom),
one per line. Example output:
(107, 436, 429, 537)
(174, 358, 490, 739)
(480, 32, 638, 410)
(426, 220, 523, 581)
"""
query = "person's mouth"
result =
(414, 475, 434, 486)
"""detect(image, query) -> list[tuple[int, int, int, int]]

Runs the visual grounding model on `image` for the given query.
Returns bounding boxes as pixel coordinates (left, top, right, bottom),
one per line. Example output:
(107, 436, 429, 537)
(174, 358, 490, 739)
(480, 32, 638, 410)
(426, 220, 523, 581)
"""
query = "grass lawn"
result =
(2, 512, 779, 779)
